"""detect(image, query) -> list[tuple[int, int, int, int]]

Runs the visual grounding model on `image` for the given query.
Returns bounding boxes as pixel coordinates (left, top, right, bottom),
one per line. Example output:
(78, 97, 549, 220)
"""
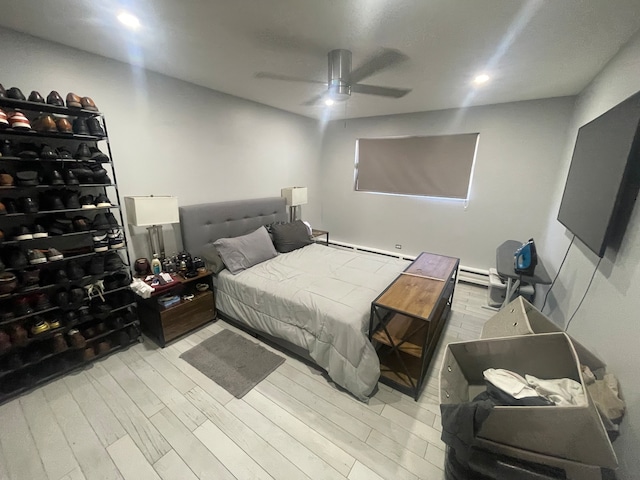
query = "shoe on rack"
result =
(95, 194, 112, 207)
(52, 332, 68, 353)
(13, 225, 33, 241)
(16, 171, 39, 187)
(0, 331, 11, 354)
(44, 248, 64, 262)
(66, 92, 82, 109)
(0, 172, 14, 186)
(105, 212, 120, 227)
(56, 147, 73, 160)
(92, 213, 110, 230)
(8, 324, 29, 346)
(87, 117, 105, 136)
(40, 191, 64, 211)
(27, 249, 47, 265)
(96, 340, 111, 354)
(67, 328, 86, 349)
(0, 108, 8, 128)
(72, 216, 91, 231)
(115, 271, 131, 287)
(33, 114, 57, 133)
(49, 316, 62, 329)
(44, 170, 65, 186)
(3, 198, 18, 214)
(68, 287, 85, 309)
(64, 310, 80, 327)
(88, 164, 110, 184)
(14, 297, 34, 317)
(83, 346, 96, 360)
(104, 252, 124, 271)
(40, 144, 57, 160)
(28, 91, 45, 103)
(1, 140, 12, 157)
(47, 217, 72, 235)
(63, 190, 81, 209)
(31, 318, 50, 335)
(66, 260, 84, 281)
(74, 143, 91, 160)
(81, 97, 99, 111)
(89, 147, 110, 162)
(56, 118, 73, 134)
(108, 229, 125, 249)
(53, 268, 68, 284)
(6, 248, 28, 269)
(16, 143, 37, 159)
(18, 196, 39, 213)
(33, 292, 52, 311)
(47, 90, 64, 106)
(91, 302, 112, 320)
(20, 268, 40, 286)
(80, 194, 95, 209)
(55, 290, 69, 309)
(0, 202, 6, 216)
(87, 255, 104, 275)
(72, 117, 90, 136)
(0, 83, 6, 98)
(7, 87, 26, 100)
(8, 111, 31, 130)
(93, 231, 109, 252)
(33, 223, 48, 238)
(63, 169, 79, 185)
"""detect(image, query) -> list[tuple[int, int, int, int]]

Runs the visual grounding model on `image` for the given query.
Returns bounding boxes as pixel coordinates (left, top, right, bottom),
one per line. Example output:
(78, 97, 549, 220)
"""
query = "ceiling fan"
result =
(255, 48, 412, 106)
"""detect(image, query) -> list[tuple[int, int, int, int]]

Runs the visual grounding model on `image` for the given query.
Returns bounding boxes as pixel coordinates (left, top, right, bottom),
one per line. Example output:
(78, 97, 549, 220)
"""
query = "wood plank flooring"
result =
(0, 282, 492, 480)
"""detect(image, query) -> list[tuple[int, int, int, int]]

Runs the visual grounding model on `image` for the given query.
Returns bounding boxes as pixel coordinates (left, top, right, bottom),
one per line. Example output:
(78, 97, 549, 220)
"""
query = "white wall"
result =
(318, 98, 575, 269)
(539, 30, 640, 479)
(0, 27, 322, 259)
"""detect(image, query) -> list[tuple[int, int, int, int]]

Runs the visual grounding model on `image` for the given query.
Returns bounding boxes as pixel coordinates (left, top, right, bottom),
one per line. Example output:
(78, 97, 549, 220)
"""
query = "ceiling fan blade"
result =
(301, 93, 326, 106)
(351, 83, 412, 98)
(255, 72, 326, 85)
(348, 48, 409, 84)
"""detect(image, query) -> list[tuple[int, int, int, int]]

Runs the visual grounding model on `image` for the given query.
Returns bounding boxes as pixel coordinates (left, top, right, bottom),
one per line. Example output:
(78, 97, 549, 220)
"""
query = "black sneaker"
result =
(70, 165, 93, 183)
(14, 297, 33, 317)
(74, 307, 90, 326)
(87, 256, 104, 275)
(89, 147, 110, 162)
(108, 229, 125, 249)
(104, 252, 124, 271)
(80, 195, 95, 209)
(92, 213, 110, 230)
(55, 290, 69, 309)
(7, 87, 26, 101)
(68, 288, 85, 309)
(95, 194, 112, 207)
(27, 249, 47, 265)
(13, 225, 33, 241)
(56, 147, 73, 160)
(91, 302, 111, 320)
(33, 293, 51, 311)
(20, 268, 40, 286)
(6, 248, 28, 269)
(87, 117, 105, 136)
(33, 223, 48, 238)
(93, 231, 109, 252)
(15, 170, 39, 187)
(2, 198, 17, 214)
(0, 140, 12, 157)
(45, 170, 65, 186)
(48, 217, 73, 235)
(63, 169, 79, 185)
(54, 268, 69, 284)
(63, 190, 81, 209)
(115, 271, 131, 287)
(66, 260, 84, 281)
(40, 191, 64, 211)
(17, 143, 38, 159)
(74, 143, 91, 160)
(103, 275, 119, 291)
(105, 212, 119, 227)
(18, 197, 39, 214)
(73, 118, 90, 136)
(88, 164, 109, 184)
(40, 145, 57, 160)
(72, 216, 91, 231)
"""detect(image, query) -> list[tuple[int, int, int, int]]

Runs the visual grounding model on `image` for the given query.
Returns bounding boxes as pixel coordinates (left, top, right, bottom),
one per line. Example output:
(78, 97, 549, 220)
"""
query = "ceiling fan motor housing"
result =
(328, 49, 351, 101)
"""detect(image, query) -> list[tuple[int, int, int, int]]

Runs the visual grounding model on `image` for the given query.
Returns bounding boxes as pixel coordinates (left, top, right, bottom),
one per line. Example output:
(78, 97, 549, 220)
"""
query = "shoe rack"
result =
(0, 95, 141, 404)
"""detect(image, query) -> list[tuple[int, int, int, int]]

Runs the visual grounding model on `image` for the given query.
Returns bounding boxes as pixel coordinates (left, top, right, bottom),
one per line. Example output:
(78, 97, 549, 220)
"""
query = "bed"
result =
(179, 197, 409, 400)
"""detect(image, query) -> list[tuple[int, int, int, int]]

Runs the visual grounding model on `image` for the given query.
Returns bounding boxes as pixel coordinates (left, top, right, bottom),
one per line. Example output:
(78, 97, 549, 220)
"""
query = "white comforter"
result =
(215, 243, 409, 401)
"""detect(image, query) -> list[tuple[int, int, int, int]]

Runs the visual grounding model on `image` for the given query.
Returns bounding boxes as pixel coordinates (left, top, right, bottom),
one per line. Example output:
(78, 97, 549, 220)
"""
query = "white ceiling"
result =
(2, 0, 640, 119)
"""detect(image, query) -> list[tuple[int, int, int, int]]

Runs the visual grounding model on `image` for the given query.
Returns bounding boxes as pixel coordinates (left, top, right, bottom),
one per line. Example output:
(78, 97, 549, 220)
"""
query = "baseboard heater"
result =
(328, 240, 489, 286)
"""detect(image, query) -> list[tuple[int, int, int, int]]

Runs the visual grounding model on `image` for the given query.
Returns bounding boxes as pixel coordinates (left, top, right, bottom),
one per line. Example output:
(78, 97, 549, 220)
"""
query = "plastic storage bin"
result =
(439, 332, 617, 470)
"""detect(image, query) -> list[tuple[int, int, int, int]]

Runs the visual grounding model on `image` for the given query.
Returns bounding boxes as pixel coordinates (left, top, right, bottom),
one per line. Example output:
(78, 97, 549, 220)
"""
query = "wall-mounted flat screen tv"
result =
(557, 91, 640, 257)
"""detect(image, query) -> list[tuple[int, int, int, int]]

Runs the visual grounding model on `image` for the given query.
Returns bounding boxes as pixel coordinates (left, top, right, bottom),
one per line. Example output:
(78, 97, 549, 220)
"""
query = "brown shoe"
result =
(52, 333, 68, 353)
(33, 114, 57, 133)
(0, 173, 14, 186)
(67, 328, 86, 349)
(47, 90, 64, 106)
(0, 330, 11, 353)
(8, 324, 29, 346)
(80, 97, 98, 111)
(66, 92, 82, 108)
(56, 118, 73, 134)
(96, 340, 111, 354)
(82, 346, 95, 361)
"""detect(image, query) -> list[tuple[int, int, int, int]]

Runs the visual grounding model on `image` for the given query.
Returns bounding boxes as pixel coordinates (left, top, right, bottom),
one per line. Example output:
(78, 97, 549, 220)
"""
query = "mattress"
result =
(215, 243, 410, 401)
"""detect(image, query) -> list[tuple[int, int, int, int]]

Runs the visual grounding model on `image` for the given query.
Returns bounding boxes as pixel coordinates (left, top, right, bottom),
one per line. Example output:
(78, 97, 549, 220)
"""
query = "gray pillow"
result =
(200, 244, 226, 274)
(271, 220, 313, 253)
(213, 226, 278, 274)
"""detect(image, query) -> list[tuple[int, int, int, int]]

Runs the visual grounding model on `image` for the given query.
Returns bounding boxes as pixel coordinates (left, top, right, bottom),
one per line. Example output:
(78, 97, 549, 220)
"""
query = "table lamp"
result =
(124, 196, 179, 259)
(281, 187, 307, 222)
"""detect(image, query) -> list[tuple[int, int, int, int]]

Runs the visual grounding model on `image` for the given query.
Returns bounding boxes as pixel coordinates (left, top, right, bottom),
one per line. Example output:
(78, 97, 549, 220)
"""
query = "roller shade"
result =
(356, 133, 479, 199)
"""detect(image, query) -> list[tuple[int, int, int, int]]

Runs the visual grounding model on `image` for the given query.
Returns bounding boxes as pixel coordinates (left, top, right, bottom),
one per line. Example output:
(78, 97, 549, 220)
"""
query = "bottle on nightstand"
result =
(151, 254, 162, 275)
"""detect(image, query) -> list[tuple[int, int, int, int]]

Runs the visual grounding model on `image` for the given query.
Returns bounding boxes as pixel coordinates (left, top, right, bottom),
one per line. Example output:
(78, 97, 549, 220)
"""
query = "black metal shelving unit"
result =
(0, 96, 140, 403)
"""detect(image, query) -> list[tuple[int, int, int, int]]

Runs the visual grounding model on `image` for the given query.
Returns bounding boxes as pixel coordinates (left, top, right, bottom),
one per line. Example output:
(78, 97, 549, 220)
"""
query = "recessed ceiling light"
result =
(473, 74, 490, 85)
(117, 11, 140, 29)
(324, 99, 335, 106)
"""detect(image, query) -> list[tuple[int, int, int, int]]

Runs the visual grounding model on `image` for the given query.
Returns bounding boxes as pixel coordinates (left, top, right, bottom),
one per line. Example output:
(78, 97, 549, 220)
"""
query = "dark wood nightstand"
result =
(311, 229, 329, 245)
(135, 270, 216, 347)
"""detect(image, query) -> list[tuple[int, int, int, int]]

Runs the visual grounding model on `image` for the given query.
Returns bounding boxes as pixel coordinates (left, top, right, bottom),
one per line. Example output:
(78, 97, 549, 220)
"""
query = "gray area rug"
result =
(180, 329, 285, 398)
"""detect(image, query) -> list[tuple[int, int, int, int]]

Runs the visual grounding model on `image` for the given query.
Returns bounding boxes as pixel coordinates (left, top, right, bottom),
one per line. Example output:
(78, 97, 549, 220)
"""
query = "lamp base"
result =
(146, 225, 166, 259)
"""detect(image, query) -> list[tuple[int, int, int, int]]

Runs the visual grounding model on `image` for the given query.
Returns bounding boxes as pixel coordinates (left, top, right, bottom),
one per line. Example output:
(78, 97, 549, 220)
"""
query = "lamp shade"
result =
(281, 187, 308, 206)
(124, 196, 179, 226)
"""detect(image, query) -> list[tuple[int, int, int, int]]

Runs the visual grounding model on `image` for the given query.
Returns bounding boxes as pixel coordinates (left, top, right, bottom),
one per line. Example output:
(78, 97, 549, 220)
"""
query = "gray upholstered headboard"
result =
(179, 197, 287, 257)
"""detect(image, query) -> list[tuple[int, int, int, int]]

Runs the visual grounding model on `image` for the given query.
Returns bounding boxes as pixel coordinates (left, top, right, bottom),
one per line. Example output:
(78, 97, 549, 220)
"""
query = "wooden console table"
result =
(369, 252, 459, 400)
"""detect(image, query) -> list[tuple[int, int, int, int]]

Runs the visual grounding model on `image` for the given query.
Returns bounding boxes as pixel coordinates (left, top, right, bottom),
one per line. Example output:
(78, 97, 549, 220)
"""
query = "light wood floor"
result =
(0, 282, 493, 480)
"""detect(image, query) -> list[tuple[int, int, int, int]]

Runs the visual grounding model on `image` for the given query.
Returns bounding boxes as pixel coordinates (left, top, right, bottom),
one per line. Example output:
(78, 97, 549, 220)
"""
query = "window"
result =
(355, 133, 479, 200)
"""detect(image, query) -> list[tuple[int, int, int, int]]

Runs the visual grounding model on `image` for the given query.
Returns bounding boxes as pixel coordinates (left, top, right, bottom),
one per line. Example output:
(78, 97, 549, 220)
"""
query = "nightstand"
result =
(311, 229, 329, 245)
(135, 270, 216, 347)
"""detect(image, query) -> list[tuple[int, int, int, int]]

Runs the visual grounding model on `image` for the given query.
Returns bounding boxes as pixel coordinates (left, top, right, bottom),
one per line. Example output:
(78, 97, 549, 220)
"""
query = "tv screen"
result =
(557, 91, 640, 257)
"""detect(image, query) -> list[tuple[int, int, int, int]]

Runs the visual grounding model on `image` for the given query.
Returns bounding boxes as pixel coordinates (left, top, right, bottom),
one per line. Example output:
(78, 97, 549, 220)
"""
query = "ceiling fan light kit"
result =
(327, 49, 352, 102)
